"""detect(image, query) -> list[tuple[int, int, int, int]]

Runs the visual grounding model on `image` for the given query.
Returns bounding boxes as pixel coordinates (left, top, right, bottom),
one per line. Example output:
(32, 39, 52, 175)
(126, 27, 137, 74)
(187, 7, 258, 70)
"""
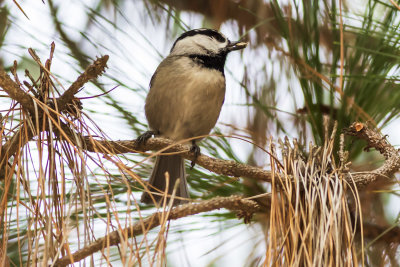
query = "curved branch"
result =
(53, 196, 260, 267)
(344, 122, 400, 186)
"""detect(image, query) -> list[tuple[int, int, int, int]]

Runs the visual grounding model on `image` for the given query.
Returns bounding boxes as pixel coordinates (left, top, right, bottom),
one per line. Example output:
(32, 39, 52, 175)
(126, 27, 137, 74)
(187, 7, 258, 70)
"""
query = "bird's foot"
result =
(135, 130, 158, 147)
(190, 141, 200, 169)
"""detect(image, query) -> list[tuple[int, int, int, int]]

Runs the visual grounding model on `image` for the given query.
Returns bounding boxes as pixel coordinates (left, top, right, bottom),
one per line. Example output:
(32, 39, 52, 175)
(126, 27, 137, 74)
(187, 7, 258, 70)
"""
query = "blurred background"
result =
(1, 0, 400, 266)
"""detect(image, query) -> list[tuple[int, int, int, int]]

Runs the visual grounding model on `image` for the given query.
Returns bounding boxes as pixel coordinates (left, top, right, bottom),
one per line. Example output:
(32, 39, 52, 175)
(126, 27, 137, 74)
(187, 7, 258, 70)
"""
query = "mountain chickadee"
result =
(138, 28, 247, 205)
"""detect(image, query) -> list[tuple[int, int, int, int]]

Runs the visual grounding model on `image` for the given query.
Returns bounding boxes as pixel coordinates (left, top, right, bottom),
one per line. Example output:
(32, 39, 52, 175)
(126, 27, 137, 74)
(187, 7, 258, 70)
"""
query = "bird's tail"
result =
(141, 155, 189, 205)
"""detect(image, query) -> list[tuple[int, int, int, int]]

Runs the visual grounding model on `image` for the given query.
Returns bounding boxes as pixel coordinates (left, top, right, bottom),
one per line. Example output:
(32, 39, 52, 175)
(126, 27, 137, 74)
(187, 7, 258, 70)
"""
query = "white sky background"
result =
(2, 0, 400, 266)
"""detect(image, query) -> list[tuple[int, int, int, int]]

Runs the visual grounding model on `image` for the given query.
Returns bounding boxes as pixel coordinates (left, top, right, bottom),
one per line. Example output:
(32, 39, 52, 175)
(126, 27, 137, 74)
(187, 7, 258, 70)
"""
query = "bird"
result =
(138, 28, 247, 205)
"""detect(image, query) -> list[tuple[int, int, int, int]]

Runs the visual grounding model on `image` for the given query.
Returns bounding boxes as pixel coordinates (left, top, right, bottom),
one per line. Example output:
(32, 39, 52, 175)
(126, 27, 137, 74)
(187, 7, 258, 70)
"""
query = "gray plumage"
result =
(140, 154, 188, 204)
(140, 29, 247, 205)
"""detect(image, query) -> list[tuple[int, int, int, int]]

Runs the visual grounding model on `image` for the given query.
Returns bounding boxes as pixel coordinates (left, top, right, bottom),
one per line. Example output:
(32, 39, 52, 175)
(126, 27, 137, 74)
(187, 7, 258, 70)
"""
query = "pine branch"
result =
(81, 136, 273, 182)
(52, 196, 260, 267)
(63, 121, 400, 187)
(0, 54, 109, 179)
(343, 122, 400, 186)
(56, 55, 109, 111)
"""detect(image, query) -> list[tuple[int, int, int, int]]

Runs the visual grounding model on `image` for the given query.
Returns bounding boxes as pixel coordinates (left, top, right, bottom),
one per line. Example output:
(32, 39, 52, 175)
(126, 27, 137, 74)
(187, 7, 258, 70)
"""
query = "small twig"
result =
(52, 196, 260, 267)
(46, 42, 56, 70)
(56, 55, 109, 111)
(28, 48, 43, 65)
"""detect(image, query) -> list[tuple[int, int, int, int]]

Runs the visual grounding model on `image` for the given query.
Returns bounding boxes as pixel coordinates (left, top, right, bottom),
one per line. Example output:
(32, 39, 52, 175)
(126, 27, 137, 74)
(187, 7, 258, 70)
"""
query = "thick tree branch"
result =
(81, 136, 273, 182)
(53, 196, 260, 267)
(69, 122, 400, 188)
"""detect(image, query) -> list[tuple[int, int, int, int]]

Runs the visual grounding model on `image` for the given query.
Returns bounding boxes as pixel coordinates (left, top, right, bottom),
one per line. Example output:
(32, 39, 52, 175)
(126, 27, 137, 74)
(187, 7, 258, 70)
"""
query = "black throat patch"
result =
(189, 54, 227, 75)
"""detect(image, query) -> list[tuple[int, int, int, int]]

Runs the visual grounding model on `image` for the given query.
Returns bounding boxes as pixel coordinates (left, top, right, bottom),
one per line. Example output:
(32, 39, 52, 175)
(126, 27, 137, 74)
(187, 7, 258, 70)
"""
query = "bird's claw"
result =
(135, 130, 158, 147)
(190, 141, 200, 169)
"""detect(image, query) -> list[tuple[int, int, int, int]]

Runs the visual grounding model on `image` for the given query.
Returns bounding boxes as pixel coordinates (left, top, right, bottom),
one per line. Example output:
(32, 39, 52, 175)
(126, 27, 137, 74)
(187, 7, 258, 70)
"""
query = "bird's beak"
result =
(226, 41, 248, 52)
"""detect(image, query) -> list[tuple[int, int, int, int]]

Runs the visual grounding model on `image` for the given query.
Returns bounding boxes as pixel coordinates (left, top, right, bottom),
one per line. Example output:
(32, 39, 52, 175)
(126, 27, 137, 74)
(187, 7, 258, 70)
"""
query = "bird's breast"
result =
(145, 57, 226, 141)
